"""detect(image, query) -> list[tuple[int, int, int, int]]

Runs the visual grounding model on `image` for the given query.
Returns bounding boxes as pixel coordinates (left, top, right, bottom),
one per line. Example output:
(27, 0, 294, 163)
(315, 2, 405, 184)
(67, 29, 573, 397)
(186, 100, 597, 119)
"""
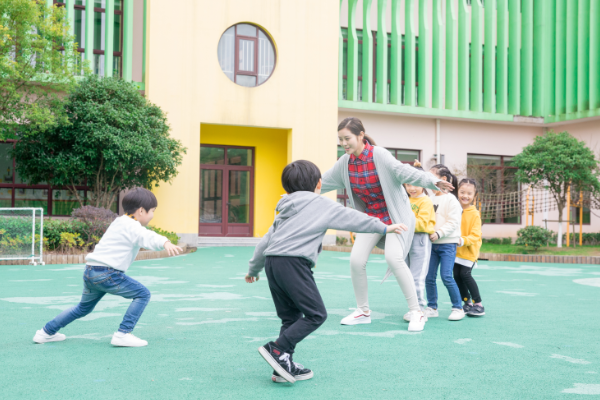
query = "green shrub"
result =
(336, 236, 348, 246)
(502, 237, 512, 245)
(515, 226, 553, 251)
(148, 226, 179, 245)
(44, 219, 87, 250)
(488, 238, 502, 245)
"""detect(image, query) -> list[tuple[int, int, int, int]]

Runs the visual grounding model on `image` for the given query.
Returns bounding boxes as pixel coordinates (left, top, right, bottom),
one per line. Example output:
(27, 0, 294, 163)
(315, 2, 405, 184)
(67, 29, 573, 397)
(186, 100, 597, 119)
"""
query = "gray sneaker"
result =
(467, 305, 485, 317)
(463, 303, 473, 313)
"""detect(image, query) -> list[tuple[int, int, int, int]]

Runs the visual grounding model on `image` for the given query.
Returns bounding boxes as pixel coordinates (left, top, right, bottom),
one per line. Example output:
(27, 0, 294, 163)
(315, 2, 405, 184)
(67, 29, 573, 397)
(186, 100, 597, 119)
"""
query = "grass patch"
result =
(481, 243, 600, 256)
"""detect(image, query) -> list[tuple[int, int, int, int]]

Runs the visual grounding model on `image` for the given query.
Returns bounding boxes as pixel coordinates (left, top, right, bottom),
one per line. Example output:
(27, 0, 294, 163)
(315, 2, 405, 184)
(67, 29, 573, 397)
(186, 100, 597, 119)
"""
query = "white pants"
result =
(350, 233, 420, 313)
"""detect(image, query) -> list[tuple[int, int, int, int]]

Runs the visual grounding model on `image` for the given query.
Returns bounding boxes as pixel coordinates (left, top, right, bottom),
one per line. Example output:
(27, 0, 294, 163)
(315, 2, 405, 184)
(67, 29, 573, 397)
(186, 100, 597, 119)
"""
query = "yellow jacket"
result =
(456, 205, 482, 262)
(409, 194, 436, 234)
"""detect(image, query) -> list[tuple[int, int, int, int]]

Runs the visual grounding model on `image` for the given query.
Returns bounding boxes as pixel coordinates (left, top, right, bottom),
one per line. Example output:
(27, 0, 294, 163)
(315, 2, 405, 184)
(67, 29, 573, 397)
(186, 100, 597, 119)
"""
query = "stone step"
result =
(197, 237, 261, 247)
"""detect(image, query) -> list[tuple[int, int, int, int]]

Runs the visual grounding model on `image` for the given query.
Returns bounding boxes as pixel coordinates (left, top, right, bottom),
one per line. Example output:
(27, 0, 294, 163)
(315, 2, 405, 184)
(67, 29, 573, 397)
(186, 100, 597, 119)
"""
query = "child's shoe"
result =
(111, 332, 148, 347)
(258, 342, 296, 383)
(463, 303, 473, 313)
(467, 305, 485, 317)
(407, 310, 426, 332)
(340, 309, 371, 325)
(424, 307, 439, 318)
(272, 362, 313, 383)
(404, 310, 429, 322)
(33, 329, 66, 344)
(448, 308, 465, 321)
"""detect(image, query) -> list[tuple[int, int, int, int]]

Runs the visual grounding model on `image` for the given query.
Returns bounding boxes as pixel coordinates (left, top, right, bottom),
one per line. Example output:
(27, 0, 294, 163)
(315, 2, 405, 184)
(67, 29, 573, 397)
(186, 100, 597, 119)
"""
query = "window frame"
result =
(0, 140, 118, 216)
(467, 153, 521, 225)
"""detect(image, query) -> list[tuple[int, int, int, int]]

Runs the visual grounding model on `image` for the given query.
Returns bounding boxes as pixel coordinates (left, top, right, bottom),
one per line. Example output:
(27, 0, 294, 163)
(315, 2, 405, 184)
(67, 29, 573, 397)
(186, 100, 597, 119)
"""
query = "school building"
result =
(1, 0, 600, 246)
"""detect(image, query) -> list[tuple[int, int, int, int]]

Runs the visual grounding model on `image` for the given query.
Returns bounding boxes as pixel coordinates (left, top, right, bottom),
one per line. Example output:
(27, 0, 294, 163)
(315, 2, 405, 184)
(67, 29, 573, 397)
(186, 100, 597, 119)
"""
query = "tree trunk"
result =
(557, 207, 563, 248)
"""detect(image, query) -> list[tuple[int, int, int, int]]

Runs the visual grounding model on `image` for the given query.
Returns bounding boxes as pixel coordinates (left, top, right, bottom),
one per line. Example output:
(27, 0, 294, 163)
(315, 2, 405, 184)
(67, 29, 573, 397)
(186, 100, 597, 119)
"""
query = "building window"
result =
(336, 146, 420, 207)
(0, 141, 118, 216)
(65, 0, 124, 77)
(217, 23, 276, 87)
(467, 154, 520, 224)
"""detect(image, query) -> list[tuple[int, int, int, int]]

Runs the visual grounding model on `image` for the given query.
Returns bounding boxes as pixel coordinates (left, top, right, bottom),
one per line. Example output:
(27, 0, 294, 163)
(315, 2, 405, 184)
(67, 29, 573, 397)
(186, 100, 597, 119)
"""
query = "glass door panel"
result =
(228, 171, 250, 224)
(200, 169, 223, 223)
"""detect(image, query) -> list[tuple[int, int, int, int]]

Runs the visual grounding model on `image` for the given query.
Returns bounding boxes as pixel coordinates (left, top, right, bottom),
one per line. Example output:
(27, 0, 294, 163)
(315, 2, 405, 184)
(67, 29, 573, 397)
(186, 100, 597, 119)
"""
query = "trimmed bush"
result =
(502, 238, 512, 245)
(515, 226, 553, 251)
(488, 238, 502, 245)
(148, 226, 179, 245)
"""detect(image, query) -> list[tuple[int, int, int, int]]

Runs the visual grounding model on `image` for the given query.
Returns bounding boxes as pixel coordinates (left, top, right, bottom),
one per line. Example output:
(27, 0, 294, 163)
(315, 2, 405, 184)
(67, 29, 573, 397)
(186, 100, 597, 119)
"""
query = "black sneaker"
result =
(463, 303, 473, 313)
(467, 305, 485, 317)
(272, 361, 314, 383)
(258, 342, 296, 383)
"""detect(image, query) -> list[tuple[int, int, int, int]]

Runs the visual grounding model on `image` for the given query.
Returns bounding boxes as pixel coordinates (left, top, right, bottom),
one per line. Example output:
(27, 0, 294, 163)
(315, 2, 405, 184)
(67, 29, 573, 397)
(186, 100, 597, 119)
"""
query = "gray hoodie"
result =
(247, 191, 389, 277)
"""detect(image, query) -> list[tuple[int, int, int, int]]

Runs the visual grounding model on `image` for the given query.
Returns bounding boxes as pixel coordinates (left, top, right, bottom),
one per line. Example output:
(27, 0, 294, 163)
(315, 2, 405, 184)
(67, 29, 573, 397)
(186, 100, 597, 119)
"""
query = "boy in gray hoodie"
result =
(246, 160, 407, 384)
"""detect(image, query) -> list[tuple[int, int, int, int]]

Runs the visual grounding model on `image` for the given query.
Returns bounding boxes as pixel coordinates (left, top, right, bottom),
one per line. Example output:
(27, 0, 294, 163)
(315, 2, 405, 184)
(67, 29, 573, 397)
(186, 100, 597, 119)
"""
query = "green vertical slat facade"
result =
(470, 0, 483, 112)
(591, 0, 600, 109)
(65, 0, 76, 70)
(418, 0, 430, 108)
(432, 0, 443, 109)
(376, 0, 388, 104)
(123, 0, 134, 81)
(546, 0, 556, 117)
(566, 0, 578, 113)
(555, 0, 566, 115)
(578, 0, 590, 112)
(404, 0, 416, 106)
(390, 0, 402, 105)
(483, 0, 495, 113)
(338, 0, 344, 101)
(508, 0, 520, 115)
(458, 0, 469, 111)
(445, 0, 457, 110)
(496, 0, 508, 114)
(532, 0, 547, 117)
(362, 0, 373, 103)
(347, 0, 359, 101)
(105, 0, 115, 78)
(85, 0, 95, 67)
(521, 0, 533, 116)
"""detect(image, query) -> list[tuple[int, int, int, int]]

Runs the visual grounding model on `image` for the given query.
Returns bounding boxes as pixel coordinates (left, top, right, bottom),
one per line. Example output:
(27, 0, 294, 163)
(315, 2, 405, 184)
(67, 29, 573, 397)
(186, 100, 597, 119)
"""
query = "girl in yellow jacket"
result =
(402, 161, 436, 322)
(453, 178, 484, 317)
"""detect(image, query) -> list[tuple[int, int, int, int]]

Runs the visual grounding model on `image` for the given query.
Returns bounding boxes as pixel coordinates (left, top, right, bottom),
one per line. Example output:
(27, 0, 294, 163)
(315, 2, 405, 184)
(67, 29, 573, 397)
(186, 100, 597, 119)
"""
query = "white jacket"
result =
(85, 215, 168, 272)
(431, 194, 462, 244)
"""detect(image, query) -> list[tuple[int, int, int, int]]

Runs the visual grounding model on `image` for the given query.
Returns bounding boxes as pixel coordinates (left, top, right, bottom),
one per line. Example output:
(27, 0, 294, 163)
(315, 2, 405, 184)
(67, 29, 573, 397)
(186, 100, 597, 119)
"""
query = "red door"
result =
(199, 145, 254, 237)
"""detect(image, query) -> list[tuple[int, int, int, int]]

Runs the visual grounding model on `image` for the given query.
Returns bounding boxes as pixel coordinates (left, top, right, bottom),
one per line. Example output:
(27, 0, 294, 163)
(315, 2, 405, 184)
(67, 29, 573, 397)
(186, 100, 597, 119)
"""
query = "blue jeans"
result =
(425, 244, 462, 309)
(44, 266, 151, 335)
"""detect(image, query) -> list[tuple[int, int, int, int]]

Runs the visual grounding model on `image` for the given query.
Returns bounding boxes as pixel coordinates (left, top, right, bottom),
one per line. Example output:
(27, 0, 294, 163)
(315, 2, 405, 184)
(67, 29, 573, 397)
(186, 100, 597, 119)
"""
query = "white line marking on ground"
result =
(454, 338, 472, 344)
(551, 354, 591, 364)
(496, 291, 538, 297)
(493, 342, 524, 348)
(562, 384, 600, 394)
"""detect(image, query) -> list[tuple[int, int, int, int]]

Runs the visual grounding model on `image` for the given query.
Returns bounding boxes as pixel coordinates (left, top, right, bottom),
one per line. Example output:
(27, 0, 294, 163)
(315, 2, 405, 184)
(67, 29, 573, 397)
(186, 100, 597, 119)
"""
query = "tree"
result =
(512, 131, 600, 247)
(0, 0, 84, 139)
(12, 75, 187, 209)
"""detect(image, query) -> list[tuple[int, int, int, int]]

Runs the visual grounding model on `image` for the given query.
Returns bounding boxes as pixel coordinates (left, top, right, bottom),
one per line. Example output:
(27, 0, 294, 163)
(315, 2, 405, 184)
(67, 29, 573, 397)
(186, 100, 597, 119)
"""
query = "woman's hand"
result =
(429, 233, 439, 242)
(245, 274, 259, 283)
(386, 223, 409, 234)
(164, 242, 183, 256)
(435, 180, 454, 193)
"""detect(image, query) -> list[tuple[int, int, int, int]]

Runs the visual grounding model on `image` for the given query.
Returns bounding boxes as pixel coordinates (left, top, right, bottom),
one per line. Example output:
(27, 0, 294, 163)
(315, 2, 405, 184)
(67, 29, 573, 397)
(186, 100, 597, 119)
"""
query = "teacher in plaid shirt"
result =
(322, 117, 454, 331)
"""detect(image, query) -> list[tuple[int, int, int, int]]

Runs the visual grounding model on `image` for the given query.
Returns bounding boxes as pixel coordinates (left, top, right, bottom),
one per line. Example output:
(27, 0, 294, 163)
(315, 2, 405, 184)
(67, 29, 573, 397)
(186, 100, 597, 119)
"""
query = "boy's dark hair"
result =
(281, 160, 322, 194)
(122, 187, 158, 214)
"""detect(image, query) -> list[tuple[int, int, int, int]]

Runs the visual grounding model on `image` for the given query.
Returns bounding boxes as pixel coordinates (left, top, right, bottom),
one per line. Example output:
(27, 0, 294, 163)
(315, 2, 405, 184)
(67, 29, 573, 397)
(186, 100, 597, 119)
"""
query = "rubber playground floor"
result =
(1, 248, 599, 399)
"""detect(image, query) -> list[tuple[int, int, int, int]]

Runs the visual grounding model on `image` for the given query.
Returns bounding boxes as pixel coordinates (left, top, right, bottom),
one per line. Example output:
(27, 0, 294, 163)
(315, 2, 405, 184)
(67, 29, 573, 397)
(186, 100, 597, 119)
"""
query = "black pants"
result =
(453, 263, 482, 303)
(265, 256, 327, 354)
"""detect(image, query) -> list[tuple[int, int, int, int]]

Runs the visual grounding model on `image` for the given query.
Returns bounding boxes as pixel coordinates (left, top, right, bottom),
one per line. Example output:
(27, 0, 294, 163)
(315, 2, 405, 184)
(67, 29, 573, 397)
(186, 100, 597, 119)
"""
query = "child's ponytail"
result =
(433, 166, 459, 198)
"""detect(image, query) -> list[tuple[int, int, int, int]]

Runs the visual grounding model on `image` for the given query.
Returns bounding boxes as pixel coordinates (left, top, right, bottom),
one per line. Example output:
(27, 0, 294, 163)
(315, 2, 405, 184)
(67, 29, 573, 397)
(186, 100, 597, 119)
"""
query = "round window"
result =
(217, 23, 276, 87)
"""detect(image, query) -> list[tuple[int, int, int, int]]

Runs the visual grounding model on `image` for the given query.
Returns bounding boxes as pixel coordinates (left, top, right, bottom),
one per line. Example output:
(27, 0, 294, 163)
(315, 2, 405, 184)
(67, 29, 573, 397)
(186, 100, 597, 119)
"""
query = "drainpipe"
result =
(435, 119, 441, 164)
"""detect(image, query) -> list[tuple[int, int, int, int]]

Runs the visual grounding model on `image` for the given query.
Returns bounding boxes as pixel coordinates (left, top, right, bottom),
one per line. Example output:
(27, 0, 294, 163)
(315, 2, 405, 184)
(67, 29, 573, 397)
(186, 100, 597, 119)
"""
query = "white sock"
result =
(115, 331, 126, 337)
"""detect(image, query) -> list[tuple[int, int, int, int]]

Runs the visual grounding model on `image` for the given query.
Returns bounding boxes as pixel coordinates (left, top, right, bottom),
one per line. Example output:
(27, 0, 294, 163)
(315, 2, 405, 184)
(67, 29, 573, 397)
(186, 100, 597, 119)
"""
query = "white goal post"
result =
(0, 208, 45, 265)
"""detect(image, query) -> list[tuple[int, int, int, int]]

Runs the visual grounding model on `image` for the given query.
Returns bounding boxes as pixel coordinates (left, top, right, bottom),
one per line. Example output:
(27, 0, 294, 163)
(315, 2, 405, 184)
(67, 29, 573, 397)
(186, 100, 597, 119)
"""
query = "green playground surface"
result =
(1, 248, 599, 399)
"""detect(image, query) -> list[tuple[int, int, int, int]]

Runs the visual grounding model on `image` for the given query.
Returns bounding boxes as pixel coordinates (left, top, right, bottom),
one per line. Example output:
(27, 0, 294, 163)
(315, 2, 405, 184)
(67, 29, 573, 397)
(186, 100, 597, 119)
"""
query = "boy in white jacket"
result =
(425, 165, 465, 321)
(33, 188, 182, 347)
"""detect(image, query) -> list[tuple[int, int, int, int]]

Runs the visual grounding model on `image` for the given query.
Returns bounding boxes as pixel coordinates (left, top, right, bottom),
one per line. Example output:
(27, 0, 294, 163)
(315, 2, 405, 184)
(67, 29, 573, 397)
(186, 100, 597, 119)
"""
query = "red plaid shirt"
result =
(348, 143, 392, 225)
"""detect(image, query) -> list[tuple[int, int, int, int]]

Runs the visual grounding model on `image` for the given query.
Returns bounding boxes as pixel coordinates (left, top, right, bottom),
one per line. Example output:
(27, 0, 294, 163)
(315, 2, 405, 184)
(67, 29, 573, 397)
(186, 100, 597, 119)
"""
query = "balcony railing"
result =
(338, 0, 600, 124)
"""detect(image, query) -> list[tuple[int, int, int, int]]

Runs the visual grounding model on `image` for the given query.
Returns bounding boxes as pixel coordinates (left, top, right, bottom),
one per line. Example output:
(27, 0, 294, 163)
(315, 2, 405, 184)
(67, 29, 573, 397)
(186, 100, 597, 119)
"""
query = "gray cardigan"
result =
(321, 146, 441, 252)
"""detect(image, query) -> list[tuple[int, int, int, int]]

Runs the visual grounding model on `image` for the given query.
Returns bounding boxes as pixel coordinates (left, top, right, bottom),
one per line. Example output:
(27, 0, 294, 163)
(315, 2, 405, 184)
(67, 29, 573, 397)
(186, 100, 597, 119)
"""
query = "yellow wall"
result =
(145, 0, 340, 240)
(200, 124, 288, 237)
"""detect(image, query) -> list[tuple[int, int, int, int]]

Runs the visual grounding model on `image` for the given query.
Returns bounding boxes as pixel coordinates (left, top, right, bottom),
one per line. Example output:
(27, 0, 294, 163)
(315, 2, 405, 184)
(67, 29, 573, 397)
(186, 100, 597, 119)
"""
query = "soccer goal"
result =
(0, 208, 45, 265)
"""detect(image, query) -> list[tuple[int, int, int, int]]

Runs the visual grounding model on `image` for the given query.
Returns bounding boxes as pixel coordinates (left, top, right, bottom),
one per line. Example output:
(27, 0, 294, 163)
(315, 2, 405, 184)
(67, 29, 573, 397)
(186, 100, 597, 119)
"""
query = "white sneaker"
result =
(340, 309, 371, 325)
(33, 329, 66, 344)
(404, 310, 428, 322)
(407, 310, 426, 332)
(424, 307, 439, 318)
(111, 332, 148, 347)
(448, 308, 465, 321)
